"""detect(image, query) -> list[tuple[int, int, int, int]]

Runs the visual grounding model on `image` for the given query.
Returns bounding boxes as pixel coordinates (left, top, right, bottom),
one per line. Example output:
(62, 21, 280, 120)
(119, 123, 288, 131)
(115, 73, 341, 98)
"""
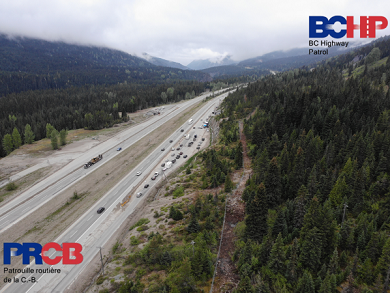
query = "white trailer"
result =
(166, 161, 172, 169)
(185, 134, 190, 140)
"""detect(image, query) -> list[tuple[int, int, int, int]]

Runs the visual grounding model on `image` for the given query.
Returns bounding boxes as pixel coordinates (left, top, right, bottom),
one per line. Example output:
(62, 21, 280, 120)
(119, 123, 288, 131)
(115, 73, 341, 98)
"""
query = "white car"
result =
(136, 192, 143, 198)
(162, 167, 167, 171)
(154, 172, 159, 176)
(171, 153, 175, 157)
(136, 171, 142, 176)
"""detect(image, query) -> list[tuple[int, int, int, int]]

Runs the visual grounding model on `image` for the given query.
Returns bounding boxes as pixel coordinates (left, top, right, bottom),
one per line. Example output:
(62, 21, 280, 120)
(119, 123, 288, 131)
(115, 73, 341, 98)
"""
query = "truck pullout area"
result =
(0, 88, 236, 292)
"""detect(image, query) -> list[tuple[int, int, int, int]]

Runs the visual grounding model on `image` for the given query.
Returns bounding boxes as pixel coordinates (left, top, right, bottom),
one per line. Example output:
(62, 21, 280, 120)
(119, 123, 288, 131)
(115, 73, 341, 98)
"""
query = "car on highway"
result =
(180, 152, 183, 155)
(171, 148, 175, 151)
(151, 176, 156, 180)
(161, 163, 165, 167)
(197, 146, 200, 149)
(169, 140, 173, 143)
(176, 155, 180, 159)
(136, 171, 142, 176)
(136, 192, 143, 198)
(154, 172, 159, 176)
(183, 155, 188, 158)
(162, 167, 167, 171)
(172, 159, 176, 163)
(117, 147, 122, 151)
(144, 184, 149, 188)
(193, 127, 195, 129)
(194, 135, 197, 138)
(171, 153, 175, 157)
(161, 148, 165, 151)
(176, 147, 180, 150)
(202, 138, 205, 141)
(97, 207, 105, 214)
(180, 144, 183, 147)
(181, 129, 184, 132)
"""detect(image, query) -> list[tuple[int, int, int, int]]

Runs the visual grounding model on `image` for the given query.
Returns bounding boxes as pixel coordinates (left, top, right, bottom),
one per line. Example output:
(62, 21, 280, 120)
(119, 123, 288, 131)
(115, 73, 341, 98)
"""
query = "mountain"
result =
(187, 55, 237, 70)
(140, 53, 189, 70)
(0, 34, 211, 96)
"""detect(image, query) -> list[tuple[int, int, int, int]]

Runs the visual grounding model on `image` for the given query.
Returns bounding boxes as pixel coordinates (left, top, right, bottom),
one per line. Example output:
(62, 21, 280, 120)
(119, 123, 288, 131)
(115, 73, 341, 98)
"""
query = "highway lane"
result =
(1, 89, 232, 293)
(0, 88, 230, 233)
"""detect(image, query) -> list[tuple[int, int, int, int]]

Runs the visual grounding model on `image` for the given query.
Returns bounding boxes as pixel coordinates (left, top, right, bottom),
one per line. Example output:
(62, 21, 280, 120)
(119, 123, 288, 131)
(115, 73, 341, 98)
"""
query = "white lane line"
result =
(69, 230, 78, 238)
(0, 215, 9, 221)
(87, 215, 93, 221)
(21, 207, 30, 214)
(0, 220, 9, 229)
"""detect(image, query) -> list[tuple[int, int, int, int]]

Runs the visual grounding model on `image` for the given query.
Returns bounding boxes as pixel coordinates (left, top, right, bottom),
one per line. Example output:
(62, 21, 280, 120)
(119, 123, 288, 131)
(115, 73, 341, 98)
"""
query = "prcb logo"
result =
(309, 16, 388, 38)
(4, 242, 83, 265)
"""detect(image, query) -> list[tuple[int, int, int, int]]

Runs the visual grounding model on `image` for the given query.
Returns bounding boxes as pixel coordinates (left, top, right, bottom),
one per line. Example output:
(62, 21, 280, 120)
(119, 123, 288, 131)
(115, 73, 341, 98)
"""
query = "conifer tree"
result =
(295, 270, 315, 293)
(50, 129, 58, 150)
(299, 227, 322, 273)
(264, 157, 281, 208)
(286, 238, 299, 284)
(187, 213, 200, 233)
(329, 248, 339, 274)
(59, 129, 67, 146)
(268, 233, 286, 275)
(245, 183, 268, 242)
(376, 237, 390, 277)
(224, 174, 233, 193)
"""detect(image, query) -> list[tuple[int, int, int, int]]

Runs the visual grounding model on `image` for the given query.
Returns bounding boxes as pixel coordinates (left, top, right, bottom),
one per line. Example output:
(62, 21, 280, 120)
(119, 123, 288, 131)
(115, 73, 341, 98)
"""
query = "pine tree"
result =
(245, 183, 268, 242)
(329, 248, 339, 274)
(264, 157, 281, 208)
(2, 134, 13, 155)
(286, 238, 299, 284)
(268, 233, 286, 275)
(24, 124, 35, 144)
(299, 227, 322, 273)
(272, 209, 287, 238)
(376, 237, 390, 277)
(224, 174, 233, 193)
(46, 123, 55, 138)
(329, 176, 349, 206)
(187, 213, 200, 233)
(295, 270, 315, 293)
(12, 127, 22, 149)
(236, 276, 253, 292)
(235, 141, 243, 169)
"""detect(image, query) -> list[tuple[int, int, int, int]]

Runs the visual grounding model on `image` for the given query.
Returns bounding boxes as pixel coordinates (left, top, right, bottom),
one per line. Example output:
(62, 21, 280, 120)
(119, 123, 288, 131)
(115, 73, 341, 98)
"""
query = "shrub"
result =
(6, 182, 17, 191)
(130, 218, 150, 230)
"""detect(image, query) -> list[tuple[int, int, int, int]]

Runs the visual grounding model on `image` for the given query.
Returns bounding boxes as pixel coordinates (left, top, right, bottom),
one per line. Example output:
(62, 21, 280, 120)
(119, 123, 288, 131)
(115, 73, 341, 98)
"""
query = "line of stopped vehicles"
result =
(91, 118, 209, 213)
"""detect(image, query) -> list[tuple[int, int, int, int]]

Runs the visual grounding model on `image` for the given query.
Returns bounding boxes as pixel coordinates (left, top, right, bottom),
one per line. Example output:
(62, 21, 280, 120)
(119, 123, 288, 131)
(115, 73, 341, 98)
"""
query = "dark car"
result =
(117, 147, 122, 151)
(97, 207, 105, 214)
(202, 138, 205, 141)
(196, 146, 200, 149)
(176, 147, 180, 150)
(194, 134, 197, 138)
(181, 129, 184, 132)
(193, 127, 195, 129)
(169, 140, 173, 143)
(172, 159, 176, 163)
(176, 155, 180, 159)
(183, 155, 188, 158)
(151, 176, 156, 180)
(161, 148, 165, 151)
(180, 152, 183, 155)
(161, 163, 165, 167)
(144, 184, 149, 188)
(180, 144, 183, 147)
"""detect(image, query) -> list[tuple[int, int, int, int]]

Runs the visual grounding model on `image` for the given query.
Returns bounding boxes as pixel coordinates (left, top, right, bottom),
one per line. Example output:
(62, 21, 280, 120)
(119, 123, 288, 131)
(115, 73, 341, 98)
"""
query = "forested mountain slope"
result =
(0, 35, 211, 96)
(218, 36, 390, 292)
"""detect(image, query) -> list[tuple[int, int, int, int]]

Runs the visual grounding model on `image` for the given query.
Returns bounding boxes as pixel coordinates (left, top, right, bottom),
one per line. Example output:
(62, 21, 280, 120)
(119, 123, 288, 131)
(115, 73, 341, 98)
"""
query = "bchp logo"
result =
(4, 242, 83, 265)
(309, 16, 388, 38)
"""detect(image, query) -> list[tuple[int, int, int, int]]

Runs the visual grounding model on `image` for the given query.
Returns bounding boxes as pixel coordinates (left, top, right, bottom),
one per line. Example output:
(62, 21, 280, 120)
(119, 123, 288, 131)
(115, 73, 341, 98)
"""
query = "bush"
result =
(96, 275, 105, 285)
(130, 236, 139, 246)
(172, 186, 184, 198)
(6, 181, 17, 191)
(130, 218, 150, 230)
(136, 225, 149, 231)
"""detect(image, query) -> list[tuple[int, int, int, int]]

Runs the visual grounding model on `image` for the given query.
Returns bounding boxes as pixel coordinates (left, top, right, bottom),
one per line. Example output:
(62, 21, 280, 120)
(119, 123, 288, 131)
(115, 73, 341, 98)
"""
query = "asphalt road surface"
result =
(1, 88, 236, 293)
(0, 88, 230, 234)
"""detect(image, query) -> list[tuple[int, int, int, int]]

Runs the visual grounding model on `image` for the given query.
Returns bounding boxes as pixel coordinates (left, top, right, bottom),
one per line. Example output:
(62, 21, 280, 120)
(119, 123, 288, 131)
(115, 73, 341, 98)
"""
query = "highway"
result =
(1, 89, 232, 293)
(0, 88, 229, 234)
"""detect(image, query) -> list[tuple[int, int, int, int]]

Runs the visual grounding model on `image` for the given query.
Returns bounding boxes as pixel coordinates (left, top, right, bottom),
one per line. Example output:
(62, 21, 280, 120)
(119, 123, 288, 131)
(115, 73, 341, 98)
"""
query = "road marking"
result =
(87, 215, 93, 221)
(0, 220, 9, 229)
(69, 230, 78, 238)
(0, 215, 9, 221)
(21, 207, 30, 214)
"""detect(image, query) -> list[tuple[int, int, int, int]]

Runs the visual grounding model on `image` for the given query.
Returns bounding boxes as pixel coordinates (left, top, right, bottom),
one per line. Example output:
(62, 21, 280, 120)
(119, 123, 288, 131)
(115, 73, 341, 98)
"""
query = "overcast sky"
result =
(0, 0, 389, 65)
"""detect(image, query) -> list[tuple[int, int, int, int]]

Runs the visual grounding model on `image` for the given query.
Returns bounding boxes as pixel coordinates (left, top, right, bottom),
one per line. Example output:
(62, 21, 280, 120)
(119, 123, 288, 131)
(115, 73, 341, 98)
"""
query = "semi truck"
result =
(84, 154, 103, 169)
(166, 161, 172, 169)
(185, 134, 190, 140)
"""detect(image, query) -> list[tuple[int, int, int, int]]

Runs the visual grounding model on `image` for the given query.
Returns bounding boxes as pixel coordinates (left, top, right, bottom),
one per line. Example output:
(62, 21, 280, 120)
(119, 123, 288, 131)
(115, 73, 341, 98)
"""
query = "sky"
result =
(0, 0, 389, 65)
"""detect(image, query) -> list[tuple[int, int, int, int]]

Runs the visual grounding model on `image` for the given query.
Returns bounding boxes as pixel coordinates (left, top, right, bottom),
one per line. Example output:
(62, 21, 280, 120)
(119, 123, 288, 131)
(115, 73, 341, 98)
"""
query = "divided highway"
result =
(0, 88, 228, 233)
(1, 88, 234, 293)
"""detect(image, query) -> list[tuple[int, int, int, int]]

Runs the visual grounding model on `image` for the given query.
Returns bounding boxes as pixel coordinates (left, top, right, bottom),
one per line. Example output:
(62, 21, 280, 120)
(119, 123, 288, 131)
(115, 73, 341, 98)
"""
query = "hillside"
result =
(140, 53, 189, 70)
(0, 35, 211, 96)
